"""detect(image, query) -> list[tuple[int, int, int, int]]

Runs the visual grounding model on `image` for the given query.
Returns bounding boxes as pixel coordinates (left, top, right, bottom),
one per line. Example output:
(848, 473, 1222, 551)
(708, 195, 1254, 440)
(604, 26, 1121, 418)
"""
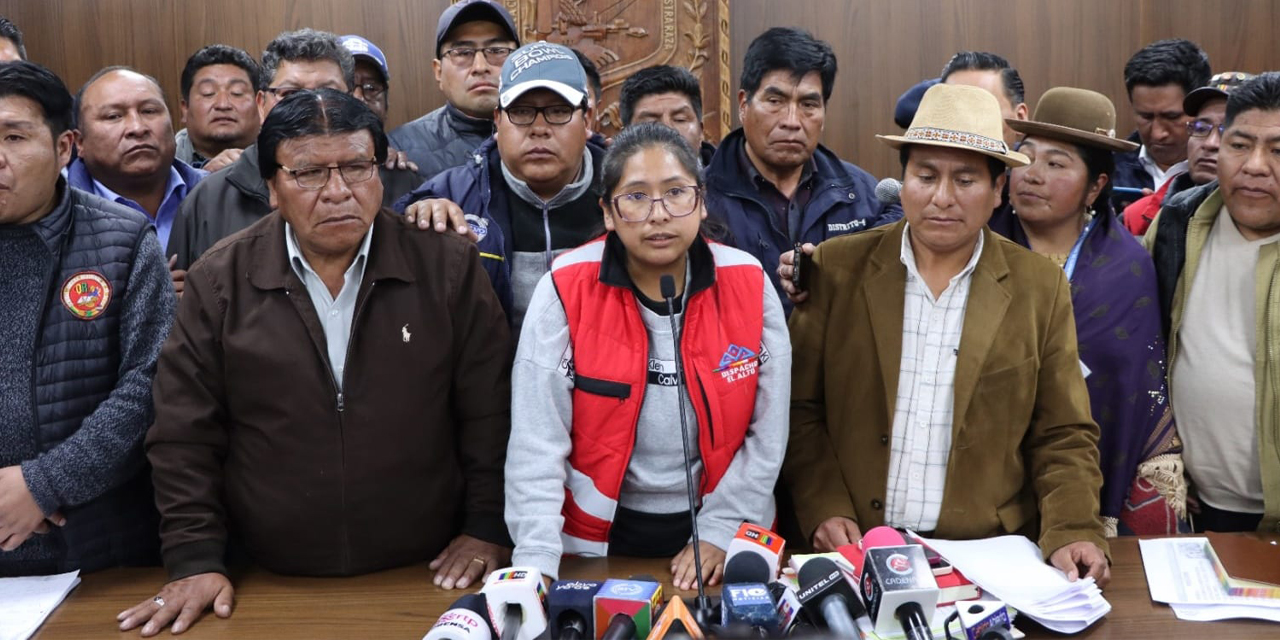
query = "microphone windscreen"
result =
(861, 526, 907, 554)
(722, 553, 771, 585)
(797, 556, 841, 589)
(659, 274, 677, 299)
(874, 177, 902, 204)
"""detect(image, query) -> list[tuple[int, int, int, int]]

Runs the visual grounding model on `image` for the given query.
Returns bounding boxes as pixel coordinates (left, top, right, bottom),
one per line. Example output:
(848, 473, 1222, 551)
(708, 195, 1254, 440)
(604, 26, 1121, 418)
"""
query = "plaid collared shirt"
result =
(885, 224, 984, 531)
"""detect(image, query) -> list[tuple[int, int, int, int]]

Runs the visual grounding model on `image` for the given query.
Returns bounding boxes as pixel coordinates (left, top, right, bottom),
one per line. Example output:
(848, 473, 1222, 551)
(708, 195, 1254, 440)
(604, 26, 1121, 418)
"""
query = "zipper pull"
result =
(337, 392, 345, 412)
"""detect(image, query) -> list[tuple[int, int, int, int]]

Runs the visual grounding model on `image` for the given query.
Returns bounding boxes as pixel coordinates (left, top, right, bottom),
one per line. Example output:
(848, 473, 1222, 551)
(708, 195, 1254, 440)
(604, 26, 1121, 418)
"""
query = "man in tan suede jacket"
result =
(783, 83, 1110, 586)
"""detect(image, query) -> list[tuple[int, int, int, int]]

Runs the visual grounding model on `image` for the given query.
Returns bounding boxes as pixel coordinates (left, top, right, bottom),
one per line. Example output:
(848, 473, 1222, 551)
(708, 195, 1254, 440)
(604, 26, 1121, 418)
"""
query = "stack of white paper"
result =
(1138, 537, 1280, 622)
(0, 570, 81, 640)
(920, 534, 1110, 634)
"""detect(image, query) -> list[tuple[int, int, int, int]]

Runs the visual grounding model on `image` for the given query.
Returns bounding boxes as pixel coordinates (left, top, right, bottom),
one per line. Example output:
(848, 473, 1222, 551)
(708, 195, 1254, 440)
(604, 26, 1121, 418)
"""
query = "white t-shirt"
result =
(1173, 207, 1278, 513)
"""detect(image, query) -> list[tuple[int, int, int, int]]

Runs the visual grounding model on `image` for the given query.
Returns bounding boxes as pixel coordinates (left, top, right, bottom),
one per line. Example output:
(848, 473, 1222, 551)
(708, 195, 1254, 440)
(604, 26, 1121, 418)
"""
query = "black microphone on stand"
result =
(660, 274, 713, 630)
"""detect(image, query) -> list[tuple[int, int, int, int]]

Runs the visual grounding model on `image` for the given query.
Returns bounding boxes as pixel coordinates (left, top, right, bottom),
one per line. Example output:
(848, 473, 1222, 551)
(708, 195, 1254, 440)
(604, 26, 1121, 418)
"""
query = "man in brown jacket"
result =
(783, 84, 1110, 585)
(119, 90, 512, 637)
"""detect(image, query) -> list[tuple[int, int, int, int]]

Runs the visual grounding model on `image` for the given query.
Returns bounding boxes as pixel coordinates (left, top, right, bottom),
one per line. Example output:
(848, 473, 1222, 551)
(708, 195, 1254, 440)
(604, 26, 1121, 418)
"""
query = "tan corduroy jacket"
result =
(784, 220, 1108, 559)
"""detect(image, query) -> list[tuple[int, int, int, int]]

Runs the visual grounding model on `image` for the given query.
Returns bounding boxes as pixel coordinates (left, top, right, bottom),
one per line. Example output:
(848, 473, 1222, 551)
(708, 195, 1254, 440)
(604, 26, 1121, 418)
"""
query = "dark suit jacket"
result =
(783, 220, 1107, 558)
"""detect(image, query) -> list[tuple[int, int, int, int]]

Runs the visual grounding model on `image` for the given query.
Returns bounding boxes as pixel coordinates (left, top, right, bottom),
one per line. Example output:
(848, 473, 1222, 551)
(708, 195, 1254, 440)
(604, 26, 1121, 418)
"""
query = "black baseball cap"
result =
(436, 0, 519, 57)
(1183, 71, 1256, 116)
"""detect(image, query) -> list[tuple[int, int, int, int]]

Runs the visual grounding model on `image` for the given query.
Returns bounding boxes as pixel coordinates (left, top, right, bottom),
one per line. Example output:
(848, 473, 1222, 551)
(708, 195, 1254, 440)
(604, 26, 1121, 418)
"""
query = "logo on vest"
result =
(713, 343, 761, 383)
(61, 272, 112, 320)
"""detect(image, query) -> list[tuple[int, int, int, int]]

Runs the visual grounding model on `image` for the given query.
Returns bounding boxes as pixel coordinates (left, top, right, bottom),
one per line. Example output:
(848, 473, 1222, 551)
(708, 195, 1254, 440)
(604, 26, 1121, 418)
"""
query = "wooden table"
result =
(34, 536, 1278, 639)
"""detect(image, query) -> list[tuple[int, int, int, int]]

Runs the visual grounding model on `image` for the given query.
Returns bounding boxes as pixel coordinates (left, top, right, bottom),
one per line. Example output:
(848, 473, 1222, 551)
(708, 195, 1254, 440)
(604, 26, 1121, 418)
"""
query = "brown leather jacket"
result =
(147, 209, 511, 580)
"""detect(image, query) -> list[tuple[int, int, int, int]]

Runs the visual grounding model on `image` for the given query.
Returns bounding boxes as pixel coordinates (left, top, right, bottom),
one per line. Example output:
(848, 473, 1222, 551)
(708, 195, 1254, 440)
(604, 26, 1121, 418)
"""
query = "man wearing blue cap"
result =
(340, 34, 392, 124)
(397, 41, 605, 332)
(390, 0, 520, 181)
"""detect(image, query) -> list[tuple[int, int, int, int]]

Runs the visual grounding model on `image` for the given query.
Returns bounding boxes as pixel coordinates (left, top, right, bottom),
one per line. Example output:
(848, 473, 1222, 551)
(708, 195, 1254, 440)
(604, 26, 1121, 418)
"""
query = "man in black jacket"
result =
(0, 62, 174, 576)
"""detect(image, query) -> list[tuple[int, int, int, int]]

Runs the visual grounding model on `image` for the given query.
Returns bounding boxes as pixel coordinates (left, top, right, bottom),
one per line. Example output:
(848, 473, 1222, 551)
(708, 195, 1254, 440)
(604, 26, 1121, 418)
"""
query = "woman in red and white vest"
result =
(505, 123, 790, 588)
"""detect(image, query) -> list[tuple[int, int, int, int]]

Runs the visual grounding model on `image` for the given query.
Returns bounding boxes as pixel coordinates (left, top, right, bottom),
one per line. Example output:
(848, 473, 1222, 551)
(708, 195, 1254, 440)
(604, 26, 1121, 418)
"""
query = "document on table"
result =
(0, 571, 81, 640)
(919, 534, 1109, 634)
(1138, 537, 1280, 622)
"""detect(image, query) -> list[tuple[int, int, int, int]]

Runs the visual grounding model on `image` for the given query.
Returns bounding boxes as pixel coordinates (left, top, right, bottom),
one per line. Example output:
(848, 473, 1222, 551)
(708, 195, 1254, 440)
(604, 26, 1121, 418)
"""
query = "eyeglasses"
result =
(504, 104, 580, 126)
(1187, 119, 1226, 138)
(280, 159, 378, 190)
(442, 46, 515, 67)
(356, 83, 386, 100)
(611, 186, 702, 222)
(263, 87, 302, 100)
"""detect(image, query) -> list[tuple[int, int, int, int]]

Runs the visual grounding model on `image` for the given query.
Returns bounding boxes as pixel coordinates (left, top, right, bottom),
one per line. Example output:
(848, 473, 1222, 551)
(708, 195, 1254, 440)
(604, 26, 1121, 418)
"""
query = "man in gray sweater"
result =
(0, 61, 175, 575)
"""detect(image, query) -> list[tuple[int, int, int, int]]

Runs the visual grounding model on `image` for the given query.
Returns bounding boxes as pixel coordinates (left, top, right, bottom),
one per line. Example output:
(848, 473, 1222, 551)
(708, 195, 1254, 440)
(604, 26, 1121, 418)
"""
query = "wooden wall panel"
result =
(1, 0, 1277, 179)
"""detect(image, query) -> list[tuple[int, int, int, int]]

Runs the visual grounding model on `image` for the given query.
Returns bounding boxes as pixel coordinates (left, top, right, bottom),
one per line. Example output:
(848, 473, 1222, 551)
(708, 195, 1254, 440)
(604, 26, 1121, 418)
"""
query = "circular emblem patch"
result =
(61, 272, 112, 320)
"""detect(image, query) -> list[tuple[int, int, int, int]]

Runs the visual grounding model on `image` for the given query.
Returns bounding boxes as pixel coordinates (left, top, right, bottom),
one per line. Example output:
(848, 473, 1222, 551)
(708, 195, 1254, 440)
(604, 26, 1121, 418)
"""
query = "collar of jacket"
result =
(31, 177, 76, 249)
(247, 208, 417, 291)
(65, 156, 206, 197)
(862, 219, 1012, 419)
(598, 230, 716, 298)
(225, 144, 270, 205)
(704, 127, 856, 198)
(444, 102, 496, 138)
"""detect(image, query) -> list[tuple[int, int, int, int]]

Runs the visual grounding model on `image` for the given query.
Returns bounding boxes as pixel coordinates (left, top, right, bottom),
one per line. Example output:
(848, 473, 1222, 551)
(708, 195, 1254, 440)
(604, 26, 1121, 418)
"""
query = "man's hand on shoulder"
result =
(1049, 540, 1111, 588)
(429, 534, 512, 590)
(118, 572, 234, 636)
(402, 198, 479, 242)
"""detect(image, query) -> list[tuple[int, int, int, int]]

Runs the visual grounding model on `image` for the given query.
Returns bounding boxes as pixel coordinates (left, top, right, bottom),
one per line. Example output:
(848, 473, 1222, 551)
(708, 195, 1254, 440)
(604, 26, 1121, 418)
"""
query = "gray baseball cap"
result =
(436, 0, 519, 57)
(499, 42, 588, 108)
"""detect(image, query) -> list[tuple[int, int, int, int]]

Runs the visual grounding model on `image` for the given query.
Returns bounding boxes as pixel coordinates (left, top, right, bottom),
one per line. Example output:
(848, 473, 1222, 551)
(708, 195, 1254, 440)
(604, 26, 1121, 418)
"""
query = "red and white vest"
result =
(549, 237, 766, 557)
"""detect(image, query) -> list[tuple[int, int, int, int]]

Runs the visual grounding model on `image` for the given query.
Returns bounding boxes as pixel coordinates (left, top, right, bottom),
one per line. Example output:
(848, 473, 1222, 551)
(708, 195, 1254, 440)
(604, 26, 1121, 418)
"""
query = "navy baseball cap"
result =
(436, 0, 519, 57)
(499, 42, 587, 108)
(339, 35, 389, 83)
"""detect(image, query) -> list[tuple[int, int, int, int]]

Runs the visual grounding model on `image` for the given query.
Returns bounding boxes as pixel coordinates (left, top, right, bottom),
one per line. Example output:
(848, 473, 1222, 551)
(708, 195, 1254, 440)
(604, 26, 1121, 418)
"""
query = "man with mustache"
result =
(703, 28, 898, 312)
(68, 66, 207, 252)
(120, 89, 512, 636)
(390, 0, 519, 181)
(1145, 72, 1280, 534)
(174, 45, 262, 173)
(396, 41, 603, 332)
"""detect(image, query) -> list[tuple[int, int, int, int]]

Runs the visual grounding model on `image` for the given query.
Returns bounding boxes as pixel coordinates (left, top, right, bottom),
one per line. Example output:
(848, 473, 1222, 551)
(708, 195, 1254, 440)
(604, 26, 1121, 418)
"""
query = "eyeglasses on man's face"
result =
(280, 158, 378, 190)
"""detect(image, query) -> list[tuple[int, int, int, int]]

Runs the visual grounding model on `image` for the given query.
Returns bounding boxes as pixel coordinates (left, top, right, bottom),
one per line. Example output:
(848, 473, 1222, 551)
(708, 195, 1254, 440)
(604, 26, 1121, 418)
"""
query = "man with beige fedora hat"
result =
(784, 83, 1111, 586)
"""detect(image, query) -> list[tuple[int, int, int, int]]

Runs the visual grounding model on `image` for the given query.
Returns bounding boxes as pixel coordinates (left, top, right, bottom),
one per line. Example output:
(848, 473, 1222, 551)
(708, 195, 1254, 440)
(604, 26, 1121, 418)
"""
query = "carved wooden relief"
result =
(482, 0, 731, 141)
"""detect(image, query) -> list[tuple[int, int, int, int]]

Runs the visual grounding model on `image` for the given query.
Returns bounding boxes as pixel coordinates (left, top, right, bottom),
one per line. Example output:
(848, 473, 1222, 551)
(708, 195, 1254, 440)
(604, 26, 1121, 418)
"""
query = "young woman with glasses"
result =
(504, 123, 791, 589)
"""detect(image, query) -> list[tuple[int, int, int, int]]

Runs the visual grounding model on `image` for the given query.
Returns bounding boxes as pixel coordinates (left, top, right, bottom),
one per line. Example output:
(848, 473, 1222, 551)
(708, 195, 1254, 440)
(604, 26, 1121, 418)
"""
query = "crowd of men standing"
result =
(1, 0, 1278, 636)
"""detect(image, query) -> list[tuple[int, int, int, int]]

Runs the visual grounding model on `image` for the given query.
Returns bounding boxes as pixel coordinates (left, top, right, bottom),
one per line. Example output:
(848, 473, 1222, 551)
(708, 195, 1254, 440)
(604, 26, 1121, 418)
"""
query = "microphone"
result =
(724, 523, 786, 581)
(859, 527, 939, 640)
(547, 580, 602, 640)
(720, 554, 779, 634)
(594, 577, 663, 640)
(875, 177, 902, 204)
(796, 557, 863, 638)
(944, 600, 1013, 640)
(659, 273, 712, 626)
(645, 596, 705, 640)
(424, 593, 494, 640)
(480, 567, 548, 640)
(768, 581, 812, 636)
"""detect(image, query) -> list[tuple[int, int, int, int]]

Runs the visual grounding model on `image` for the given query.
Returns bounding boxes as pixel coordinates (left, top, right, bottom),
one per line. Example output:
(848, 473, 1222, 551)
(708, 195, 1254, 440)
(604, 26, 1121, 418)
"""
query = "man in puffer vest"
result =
(0, 61, 175, 576)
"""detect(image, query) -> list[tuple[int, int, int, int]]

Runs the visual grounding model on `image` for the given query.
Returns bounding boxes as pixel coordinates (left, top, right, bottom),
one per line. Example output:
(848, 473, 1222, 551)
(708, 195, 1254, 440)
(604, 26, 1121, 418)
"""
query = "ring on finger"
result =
(152, 596, 166, 607)
(470, 556, 487, 566)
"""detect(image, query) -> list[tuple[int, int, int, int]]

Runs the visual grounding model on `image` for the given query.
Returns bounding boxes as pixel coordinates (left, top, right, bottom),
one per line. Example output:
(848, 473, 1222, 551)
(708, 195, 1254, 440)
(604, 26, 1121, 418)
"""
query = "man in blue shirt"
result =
(67, 66, 205, 251)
